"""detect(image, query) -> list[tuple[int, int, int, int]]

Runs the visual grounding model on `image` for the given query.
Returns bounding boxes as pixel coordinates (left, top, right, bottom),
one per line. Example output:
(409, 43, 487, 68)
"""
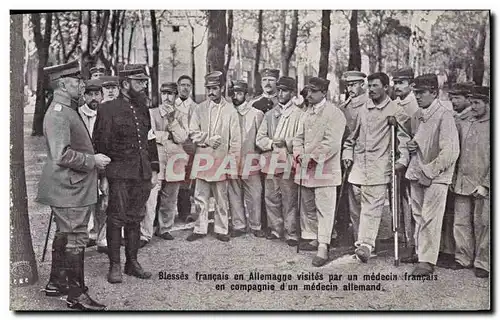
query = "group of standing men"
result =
(35, 57, 490, 310)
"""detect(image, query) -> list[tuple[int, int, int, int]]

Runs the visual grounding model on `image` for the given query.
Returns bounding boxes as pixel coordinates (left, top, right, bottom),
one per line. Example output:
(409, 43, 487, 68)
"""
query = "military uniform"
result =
(36, 61, 106, 310)
(93, 68, 159, 283)
(250, 68, 280, 114)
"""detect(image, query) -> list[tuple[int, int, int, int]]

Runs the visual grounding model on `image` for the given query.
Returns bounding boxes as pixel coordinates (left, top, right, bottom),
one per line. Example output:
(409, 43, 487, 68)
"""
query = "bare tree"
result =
(80, 10, 110, 78)
(253, 10, 264, 94)
(139, 10, 149, 65)
(348, 10, 362, 71)
(223, 10, 234, 80)
(280, 10, 299, 77)
(186, 11, 208, 100)
(206, 10, 227, 73)
(168, 44, 181, 82)
(150, 10, 160, 108)
(472, 15, 488, 85)
(318, 10, 331, 78)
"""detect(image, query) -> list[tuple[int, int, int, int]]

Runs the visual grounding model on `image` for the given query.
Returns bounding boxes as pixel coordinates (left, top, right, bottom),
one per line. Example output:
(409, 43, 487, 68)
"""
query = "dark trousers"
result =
(107, 179, 152, 228)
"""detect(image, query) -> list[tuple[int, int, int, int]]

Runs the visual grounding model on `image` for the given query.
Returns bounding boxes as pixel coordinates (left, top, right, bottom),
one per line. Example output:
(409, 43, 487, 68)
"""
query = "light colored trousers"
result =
(193, 179, 229, 235)
(228, 175, 262, 231)
(355, 184, 388, 249)
(140, 182, 161, 241)
(300, 185, 337, 245)
(87, 206, 107, 246)
(410, 181, 448, 264)
(454, 194, 490, 272)
(265, 176, 298, 240)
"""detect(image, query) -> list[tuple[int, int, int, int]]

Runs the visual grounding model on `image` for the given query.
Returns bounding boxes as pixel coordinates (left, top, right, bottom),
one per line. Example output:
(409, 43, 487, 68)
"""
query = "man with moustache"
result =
(186, 71, 241, 242)
(256, 76, 303, 247)
(141, 82, 189, 246)
(449, 82, 474, 120)
(293, 77, 346, 266)
(447, 86, 490, 278)
(37, 61, 109, 310)
(342, 72, 410, 263)
(99, 76, 120, 102)
(93, 68, 159, 283)
(399, 74, 459, 276)
(251, 68, 280, 113)
(228, 80, 266, 238)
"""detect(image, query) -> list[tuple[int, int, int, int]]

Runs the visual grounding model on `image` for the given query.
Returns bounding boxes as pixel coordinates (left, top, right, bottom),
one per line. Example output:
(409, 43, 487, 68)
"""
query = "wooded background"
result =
(21, 10, 490, 136)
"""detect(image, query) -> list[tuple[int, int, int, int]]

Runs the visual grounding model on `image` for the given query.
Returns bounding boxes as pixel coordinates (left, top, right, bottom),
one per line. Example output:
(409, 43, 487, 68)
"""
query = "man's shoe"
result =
(440, 260, 469, 270)
(44, 280, 68, 297)
(401, 254, 419, 264)
(67, 292, 106, 311)
(312, 255, 329, 267)
(411, 262, 434, 275)
(355, 245, 371, 263)
(252, 229, 267, 238)
(299, 241, 318, 251)
(86, 239, 97, 248)
(186, 233, 206, 242)
(286, 239, 298, 247)
(474, 267, 489, 278)
(266, 232, 280, 240)
(139, 240, 149, 248)
(231, 229, 246, 238)
(159, 232, 174, 240)
(124, 260, 152, 279)
(107, 263, 122, 284)
(215, 233, 230, 242)
(97, 246, 108, 254)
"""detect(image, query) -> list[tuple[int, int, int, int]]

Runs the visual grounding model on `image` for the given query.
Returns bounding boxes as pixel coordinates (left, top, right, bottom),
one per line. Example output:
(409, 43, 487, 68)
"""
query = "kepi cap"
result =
(119, 68, 149, 80)
(260, 68, 280, 80)
(160, 82, 178, 93)
(232, 80, 248, 93)
(205, 71, 224, 87)
(276, 76, 296, 91)
(84, 79, 103, 93)
(392, 67, 414, 81)
(43, 60, 81, 82)
(308, 77, 330, 92)
(90, 66, 106, 75)
(342, 71, 366, 82)
(99, 76, 119, 87)
(448, 82, 475, 96)
(467, 85, 489, 102)
(411, 74, 438, 92)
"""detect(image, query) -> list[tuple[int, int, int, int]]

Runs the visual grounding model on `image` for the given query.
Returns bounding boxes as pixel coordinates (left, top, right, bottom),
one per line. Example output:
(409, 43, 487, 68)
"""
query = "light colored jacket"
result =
(293, 99, 346, 187)
(403, 99, 460, 185)
(256, 100, 304, 175)
(175, 97, 198, 155)
(150, 104, 189, 182)
(453, 113, 489, 194)
(342, 96, 409, 185)
(394, 91, 419, 131)
(341, 92, 368, 134)
(234, 102, 264, 177)
(189, 97, 241, 182)
(36, 97, 97, 207)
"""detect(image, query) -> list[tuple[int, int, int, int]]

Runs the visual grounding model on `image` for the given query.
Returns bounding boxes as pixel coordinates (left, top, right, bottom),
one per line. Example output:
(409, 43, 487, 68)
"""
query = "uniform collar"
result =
(471, 111, 490, 123)
(396, 91, 416, 106)
(79, 104, 97, 117)
(366, 95, 391, 110)
(52, 91, 73, 109)
(262, 91, 277, 99)
(418, 99, 441, 122)
(454, 106, 472, 120)
(159, 103, 174, 117)
(309, 98, 326, 114)
(351, 93, 368, 108)
(235, 101, 251, 115)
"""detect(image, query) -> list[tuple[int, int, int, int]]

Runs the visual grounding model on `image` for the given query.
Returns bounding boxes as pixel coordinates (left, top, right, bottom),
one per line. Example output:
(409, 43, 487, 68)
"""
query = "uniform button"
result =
(139, 140, 142, 143)
(130, 106, 133, 109)
(136, 122, 139, 125)
(139, 147, 142, 149)
(137, 128, 140, 132)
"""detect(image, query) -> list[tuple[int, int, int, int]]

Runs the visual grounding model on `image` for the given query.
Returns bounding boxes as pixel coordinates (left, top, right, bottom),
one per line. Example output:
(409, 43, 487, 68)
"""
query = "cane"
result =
(388, 116, 400, 267)
(296, 159, 303, 254)
(41, 210, 54, 262)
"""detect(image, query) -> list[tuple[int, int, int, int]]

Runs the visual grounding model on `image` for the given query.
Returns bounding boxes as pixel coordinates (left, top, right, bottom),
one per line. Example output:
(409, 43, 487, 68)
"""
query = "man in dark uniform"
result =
(37, 60, 110, 310)
(93, 68, 159, 284)
(90, 66, 106, 80)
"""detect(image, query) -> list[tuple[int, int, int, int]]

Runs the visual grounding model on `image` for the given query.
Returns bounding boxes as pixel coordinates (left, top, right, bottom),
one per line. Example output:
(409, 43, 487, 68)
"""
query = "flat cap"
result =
(411, 74, 438, 91)
(342, 70, 366, 82)
(308, 77, 330, 92)
(205, 71, 224, 87)
(468, 85, 490, 101)
(448, 82, 475, 96)
(260, 68, 280, 79)
(392, 67, 415, 81)
(160, 82, 178, 93)
(232, 80, 248, 92)
(90, 66, 106, 75)
(43, 60, 81, 81)
(84, 79, 103, 92)
(276, 76, 296, 91)
(119, 68, 149, 80)
(99, 76, 119, 87)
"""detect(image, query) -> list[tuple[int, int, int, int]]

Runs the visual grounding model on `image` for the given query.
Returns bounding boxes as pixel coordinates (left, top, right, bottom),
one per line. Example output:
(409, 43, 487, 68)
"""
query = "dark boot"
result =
(44, 234, 69, 296)
(65, 248, 106, 311)
(106, 224, 123, 284)
(124, 224, 152, 279)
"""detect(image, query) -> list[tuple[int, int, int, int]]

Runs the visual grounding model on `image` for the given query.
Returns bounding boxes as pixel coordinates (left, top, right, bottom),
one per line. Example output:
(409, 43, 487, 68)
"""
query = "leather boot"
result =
(65, 248, 106, 311)
(107, 224, 123, 284)
(124, 224, 152, 279)
(44, 234, 69, 296)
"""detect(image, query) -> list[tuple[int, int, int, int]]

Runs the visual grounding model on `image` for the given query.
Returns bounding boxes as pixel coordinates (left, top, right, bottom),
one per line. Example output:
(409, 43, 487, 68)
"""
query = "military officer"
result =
(99, 76, 120, 103)
(93, 68, 159, 284)
(293, 77, 346, 266)
(36, 60, 109, 310)
(342, 72, 410, 263)
(251, 68, 280, 113)
(90, 66, 106, 80)
(448, 86, 490, 278)
(228, 80, 266, 238)
(399, 74, 460, 276)
(256, 76, 303, 247)
(186, 71, 241, 242)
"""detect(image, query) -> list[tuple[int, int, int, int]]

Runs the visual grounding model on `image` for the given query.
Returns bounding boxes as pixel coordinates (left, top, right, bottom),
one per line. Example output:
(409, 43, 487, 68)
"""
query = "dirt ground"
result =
(10, 114, 490, 311)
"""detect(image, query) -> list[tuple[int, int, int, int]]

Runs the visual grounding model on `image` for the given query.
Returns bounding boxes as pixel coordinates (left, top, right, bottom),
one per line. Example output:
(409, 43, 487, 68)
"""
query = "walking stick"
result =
(388, 116, 400, 267)
(41, 210, 54, 262)
(296, 159, 303, 254)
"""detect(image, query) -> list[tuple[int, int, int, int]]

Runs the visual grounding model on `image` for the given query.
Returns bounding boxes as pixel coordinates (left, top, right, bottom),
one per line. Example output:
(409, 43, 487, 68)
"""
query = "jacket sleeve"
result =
(285, 109, 303, 153)
(292, 114, 305, 160)
(421, 113, 460, 180)
(256, 114, 273, 152)
(481, 165, 490, 189)
(46, 111, 95, 172)
(311, 108, 346, 164)
(168, 111, 189, 145)
(342, 108, 361, 161)
(146, 111, 159, 173)
(228, 111, 242, 157)
(189, 104, 209, 146)
(93, 105, 112, 157)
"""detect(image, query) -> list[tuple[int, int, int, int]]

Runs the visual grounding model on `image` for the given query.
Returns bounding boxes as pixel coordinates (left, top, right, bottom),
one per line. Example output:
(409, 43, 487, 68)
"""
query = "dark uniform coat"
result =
(250, 93, 279, 114)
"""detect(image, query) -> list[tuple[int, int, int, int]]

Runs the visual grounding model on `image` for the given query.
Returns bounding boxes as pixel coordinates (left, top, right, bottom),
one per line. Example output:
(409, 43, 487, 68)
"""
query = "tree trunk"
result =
(127, 24, 136, 64)
(279, 11, 287, 75)
(223, 10, 233, 81)
(64, 12, 82, 63)
(120, 11, 125, 64)
(281, 10, 298, 77)
(11, 13, 39, 286)
(472, 19, 487, 85)
(318, 10, 331, 78)
(139, 11, 149, 65)
(190, 25, 196, 101)
(253, 10, 264, 95)
(150, 10, 159, 108)
(206, 10, 227, 74)
(80, 11, 92, 79)
(376, 33, 383, 72)
(31, 12, 53, 136)
(348, 10, 361, 71)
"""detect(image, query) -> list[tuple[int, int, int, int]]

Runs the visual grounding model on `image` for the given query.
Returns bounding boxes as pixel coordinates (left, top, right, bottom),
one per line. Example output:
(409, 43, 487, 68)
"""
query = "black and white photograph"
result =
(9, 8, 491, 311)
